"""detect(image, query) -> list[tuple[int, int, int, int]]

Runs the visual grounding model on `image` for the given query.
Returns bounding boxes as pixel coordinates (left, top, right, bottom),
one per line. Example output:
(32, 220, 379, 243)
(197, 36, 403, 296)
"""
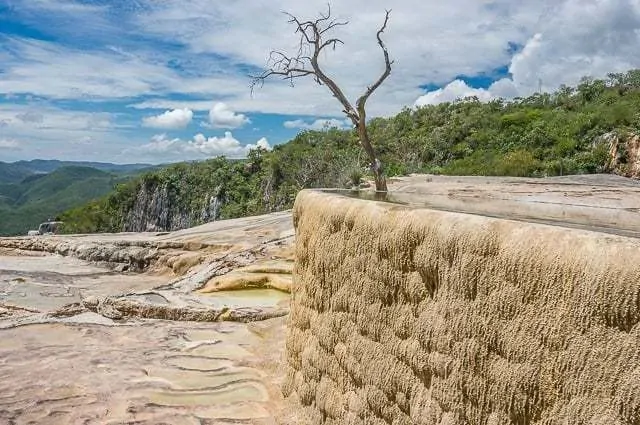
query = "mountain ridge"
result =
(0, 165, 151, 235)
(0, 159, 153, 184)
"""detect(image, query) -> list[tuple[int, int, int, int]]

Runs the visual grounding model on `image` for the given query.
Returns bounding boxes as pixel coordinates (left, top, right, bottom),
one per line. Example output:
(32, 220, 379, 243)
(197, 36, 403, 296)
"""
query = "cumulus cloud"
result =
(415, 80, 495, 106)
(414, 78, 521, 106)
(4, 0, 640, 161)
(283, 118, 352, 130)
(246, 137, 271, 151)
(509, 0, 640, 92)
(0, 1, 554, 117)
(485, 78, 520, 99)
(415, 0, 640, 105)
(142, 108, 193, 129)
(203, 103, 250, 129)
(134, 131, 271, 160)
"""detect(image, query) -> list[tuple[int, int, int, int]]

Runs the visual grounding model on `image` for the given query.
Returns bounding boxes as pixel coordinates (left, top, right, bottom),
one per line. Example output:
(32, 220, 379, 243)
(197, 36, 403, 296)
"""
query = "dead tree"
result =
(251, 5, 393, 192)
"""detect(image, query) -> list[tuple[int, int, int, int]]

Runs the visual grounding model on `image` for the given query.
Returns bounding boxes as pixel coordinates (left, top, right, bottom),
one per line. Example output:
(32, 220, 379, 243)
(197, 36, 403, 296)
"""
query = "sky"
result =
(1, 0, 640, 164)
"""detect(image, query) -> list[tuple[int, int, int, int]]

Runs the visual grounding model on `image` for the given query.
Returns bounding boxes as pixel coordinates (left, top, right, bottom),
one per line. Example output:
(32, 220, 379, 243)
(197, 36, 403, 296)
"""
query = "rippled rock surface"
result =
(0, 210, 303, 424)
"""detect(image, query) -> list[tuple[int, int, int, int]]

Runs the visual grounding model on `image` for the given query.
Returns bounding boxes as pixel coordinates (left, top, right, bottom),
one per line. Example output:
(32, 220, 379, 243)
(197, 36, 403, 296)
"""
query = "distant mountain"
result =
(0, 165, 142, 236)
(0, 159, 152, 184)
(0, 162, 34, 184)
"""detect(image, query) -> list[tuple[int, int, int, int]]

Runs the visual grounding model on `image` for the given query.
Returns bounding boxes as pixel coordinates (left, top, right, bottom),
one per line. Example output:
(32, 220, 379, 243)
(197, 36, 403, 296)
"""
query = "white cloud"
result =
(129, 100, 217, 111)
(246, 137, 272, 151)
(0, 103, 118, 132)
(0, 104, 131, 162)
(142, 108, 193, 129)
(415, 80, 494, 106)
(415, 0, 640, 105)
(132, 131, 271, 160)
(203, 103, 250, 129)
(1, 1, 556, 116)
(0, 139, 21, 150)
(485, 78, 520, 99)
(284, 118, 352, 130)
(3, 0, 640, 161)
(19, 0, 106, 14)
(0, 38, 249, 101)
(506, 1, 640, 93)
(129, 0, 557, 116)
(0, 38, 167, 99)
(6, 0, 640, 115)
(0, 105, 115, 133)
(414, 78, 520, 106)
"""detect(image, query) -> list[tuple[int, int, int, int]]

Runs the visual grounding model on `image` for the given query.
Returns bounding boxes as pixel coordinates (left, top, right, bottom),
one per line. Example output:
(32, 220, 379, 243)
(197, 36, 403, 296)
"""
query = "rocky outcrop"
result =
(594, 131, 640, 178)
(76, 294, 289, 323)
(123, 182, 224, 232)
(0, 237, 184, 271)
(286, 190, 640, 425)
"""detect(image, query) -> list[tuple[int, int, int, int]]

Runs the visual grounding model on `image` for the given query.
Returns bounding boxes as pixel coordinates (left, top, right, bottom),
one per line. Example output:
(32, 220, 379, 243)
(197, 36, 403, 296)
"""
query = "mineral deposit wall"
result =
(285, 190, 640, 425)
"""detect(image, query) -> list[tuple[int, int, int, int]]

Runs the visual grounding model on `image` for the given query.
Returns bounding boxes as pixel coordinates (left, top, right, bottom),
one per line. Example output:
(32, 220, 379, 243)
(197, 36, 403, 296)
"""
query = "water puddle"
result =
(183, 403, 271, 421)
(164, 355, 233, 372)
(188, 343, 253, 359)
(146, 382, 269, 406)
(199, 288, 289, 308)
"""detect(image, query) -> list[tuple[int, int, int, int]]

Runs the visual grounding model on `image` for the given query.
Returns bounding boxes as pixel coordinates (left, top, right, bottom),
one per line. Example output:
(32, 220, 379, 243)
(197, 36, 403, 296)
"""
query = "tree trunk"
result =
(357, 123, 388, 192)
(371, 158, 388, 192)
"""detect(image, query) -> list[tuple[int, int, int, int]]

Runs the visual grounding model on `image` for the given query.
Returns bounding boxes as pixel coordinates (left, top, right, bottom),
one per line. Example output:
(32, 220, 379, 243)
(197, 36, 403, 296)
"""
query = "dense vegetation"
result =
(0, 166, 150, 235)
(53, 69, 640, 233)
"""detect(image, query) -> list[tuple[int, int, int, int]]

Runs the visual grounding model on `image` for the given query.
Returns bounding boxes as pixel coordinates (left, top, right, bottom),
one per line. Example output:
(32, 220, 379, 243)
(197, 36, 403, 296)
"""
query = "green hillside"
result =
(58, 69, 640, 234)
(0, 162, 36, 185)
(0, 160, 152, 184)
(0, 166, 135, 236)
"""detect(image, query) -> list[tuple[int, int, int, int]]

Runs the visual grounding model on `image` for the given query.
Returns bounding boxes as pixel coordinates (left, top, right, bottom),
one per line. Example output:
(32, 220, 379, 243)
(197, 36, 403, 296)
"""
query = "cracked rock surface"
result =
(0, 210, 302, 424)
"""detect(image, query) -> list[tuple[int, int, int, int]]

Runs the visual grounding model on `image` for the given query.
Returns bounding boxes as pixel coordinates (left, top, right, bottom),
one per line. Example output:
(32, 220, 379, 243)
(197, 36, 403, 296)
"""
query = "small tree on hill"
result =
(251, 5, 393, 192)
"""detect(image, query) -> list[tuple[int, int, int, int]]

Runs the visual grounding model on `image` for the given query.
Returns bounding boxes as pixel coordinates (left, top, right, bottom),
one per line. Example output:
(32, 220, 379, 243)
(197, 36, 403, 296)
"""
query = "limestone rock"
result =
(81, 296, 99, 309)
(96, 301, 123, 320)
(288, 189, 640, 424)
(122, 182, 224, 232)
(594, 131, 640, 178)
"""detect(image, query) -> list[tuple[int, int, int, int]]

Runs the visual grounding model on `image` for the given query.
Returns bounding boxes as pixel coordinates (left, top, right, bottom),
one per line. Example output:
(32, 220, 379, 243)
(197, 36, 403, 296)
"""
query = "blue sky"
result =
(1, 0, 639, 163)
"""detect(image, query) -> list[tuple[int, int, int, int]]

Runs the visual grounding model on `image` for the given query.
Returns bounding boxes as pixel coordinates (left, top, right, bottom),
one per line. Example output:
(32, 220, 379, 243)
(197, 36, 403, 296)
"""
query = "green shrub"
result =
(495, 150, 541, 177)
(347, 168, 363, 187)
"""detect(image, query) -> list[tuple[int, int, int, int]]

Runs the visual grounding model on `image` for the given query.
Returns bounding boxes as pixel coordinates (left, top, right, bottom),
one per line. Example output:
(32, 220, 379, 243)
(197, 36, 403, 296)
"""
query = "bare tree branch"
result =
(319, 38, 344, 51)
(319, 19, 349, 34)
(355, 9, 393, 122)
(250, 4, 356, 115)
(249, 4, 392, 191)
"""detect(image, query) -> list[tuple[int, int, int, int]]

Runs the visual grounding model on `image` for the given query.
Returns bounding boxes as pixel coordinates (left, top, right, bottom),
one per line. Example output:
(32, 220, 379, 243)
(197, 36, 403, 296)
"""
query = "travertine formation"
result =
(4, 175, 640, 424)
(0, 211, 297, 424)
(286, 189, 640, 425)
